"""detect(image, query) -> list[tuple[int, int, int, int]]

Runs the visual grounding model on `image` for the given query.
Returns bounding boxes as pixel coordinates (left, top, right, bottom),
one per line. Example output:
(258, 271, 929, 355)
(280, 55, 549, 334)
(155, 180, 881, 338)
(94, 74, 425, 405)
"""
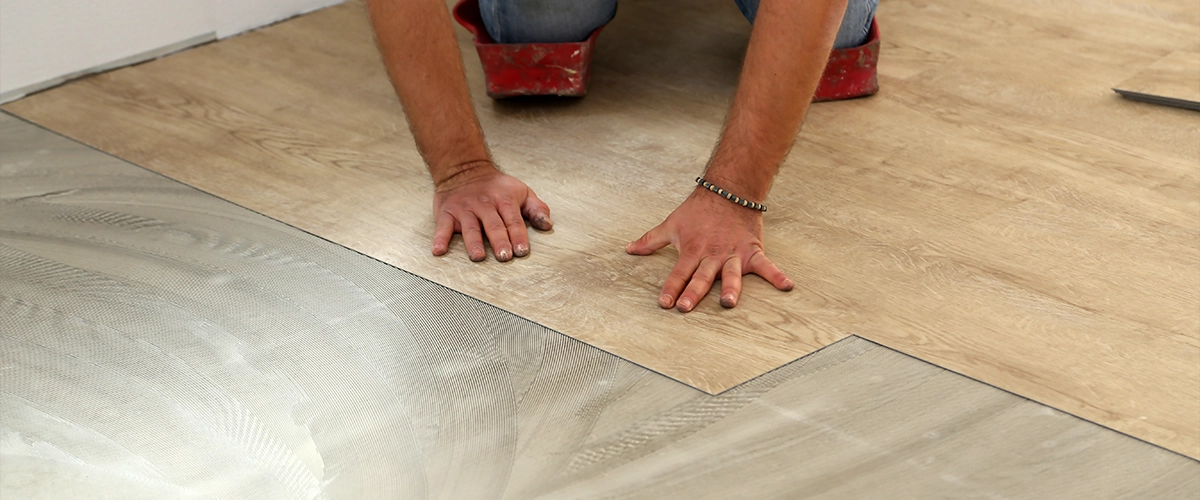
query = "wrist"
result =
(705, 131, 782, 201)
(699, 164, 772, 204)
(694, 176, 769, 212)
(433, 159, 499, 192)
(690, 185, 766, 219)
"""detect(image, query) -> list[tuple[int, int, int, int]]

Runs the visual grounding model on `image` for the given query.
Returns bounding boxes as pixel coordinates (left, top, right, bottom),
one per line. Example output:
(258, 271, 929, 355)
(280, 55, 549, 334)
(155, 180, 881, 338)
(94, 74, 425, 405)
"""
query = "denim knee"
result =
(479, 0, 618, 44)
(734, 0, 878, 49)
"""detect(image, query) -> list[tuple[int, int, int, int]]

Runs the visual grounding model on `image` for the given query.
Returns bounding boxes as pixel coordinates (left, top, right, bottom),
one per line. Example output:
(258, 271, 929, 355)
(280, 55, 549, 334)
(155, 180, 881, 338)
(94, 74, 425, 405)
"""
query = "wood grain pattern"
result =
(4, 114, 1197, 498)
(1115, 46, 1200, 109)
(5, 0, 1199, 457)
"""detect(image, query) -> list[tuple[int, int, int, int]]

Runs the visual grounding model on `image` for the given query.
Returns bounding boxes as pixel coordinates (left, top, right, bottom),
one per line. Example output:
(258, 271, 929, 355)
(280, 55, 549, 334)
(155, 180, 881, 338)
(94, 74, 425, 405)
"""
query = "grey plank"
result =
(1, 112, 1196, 499)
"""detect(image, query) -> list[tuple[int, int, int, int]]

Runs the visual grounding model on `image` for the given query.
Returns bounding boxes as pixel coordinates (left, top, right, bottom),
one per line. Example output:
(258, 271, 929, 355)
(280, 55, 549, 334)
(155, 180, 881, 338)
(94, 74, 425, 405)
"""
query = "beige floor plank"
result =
(1115, 46, 1200, 109)
(6, 0, 1199, 456)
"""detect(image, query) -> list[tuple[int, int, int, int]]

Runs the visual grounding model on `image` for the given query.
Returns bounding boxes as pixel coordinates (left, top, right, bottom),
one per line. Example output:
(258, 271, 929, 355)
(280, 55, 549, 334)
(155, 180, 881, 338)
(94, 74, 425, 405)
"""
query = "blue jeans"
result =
(479, 0, 877, 49)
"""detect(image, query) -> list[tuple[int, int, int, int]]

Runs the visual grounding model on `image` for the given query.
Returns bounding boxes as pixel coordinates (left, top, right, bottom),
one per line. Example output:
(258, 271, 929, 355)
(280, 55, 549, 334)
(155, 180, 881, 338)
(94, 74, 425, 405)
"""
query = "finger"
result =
(432, 211, 456, 256)
(476, 209, 514, 262)
(719, 257, 743, 308)
(521, 189, 553, 231)
(459, 214, 488, 262)
(499, 202, 531, 257)
(626, 224, 671, 256)
(677, 257, 724, 313)
(658, 255, 701, 309)
(748, 251, 794, 291)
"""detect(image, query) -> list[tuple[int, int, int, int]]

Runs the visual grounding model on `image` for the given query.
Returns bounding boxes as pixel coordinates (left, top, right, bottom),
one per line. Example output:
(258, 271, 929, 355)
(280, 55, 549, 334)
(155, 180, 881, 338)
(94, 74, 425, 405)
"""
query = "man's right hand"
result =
(432, 162, 553, 262)
(366, 1, 549, 262)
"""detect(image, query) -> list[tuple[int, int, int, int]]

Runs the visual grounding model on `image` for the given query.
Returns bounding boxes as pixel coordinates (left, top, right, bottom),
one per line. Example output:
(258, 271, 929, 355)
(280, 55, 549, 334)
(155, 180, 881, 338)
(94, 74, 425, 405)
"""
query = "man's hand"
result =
(623, 0, 843, 312)
(626, 189, 793, 312)
(368, 1, 548, 261)
(433, 162, 552, 262)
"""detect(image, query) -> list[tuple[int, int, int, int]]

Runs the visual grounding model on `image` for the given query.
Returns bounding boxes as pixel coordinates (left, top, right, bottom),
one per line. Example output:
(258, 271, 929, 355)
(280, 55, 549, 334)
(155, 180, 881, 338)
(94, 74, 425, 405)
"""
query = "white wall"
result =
(213, 0, 343, 37)
(0, 0, 343, 103)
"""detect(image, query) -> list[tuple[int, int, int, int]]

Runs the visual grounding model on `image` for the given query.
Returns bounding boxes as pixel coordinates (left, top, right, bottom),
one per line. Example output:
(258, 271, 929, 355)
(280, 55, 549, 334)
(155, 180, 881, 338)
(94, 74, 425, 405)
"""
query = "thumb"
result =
(626, 223, 672, 255)
(521, 189, 553, 231)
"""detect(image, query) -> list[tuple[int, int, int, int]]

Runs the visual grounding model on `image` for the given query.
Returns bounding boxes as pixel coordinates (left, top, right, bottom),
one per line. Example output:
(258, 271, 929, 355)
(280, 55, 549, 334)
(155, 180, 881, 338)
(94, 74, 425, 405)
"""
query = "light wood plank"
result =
(5, 0, 1199, 457)
(1115, 46, 1200, 110)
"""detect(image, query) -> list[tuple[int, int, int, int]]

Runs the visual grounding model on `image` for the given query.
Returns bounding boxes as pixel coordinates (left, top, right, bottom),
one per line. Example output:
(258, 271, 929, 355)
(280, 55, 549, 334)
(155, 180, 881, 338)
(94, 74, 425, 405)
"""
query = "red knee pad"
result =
(813, 19, 880, 102)
(453, 0, 602, 98)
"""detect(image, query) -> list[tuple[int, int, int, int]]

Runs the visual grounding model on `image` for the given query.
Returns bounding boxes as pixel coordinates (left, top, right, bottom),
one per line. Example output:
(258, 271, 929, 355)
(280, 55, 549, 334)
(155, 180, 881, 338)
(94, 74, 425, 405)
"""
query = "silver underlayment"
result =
(1, 111, 1197, 499)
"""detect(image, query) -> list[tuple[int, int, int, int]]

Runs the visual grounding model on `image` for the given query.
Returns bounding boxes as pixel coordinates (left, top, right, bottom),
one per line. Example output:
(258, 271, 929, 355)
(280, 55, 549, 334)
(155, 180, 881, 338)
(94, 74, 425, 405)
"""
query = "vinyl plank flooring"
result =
(4, 0, 1198, 457)
(2, 112, 1197, 499)
(1115, 46, 1200, 110)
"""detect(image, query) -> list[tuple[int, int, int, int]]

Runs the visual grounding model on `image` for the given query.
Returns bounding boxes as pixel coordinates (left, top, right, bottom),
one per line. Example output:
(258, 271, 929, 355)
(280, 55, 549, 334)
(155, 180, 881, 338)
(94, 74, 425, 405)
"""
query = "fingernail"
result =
(515, 244, 529, 257)
(783, 279, 795, 290)
(720, 295, 736, 308)
(658, 294, 673, 308)
(498, 248, 511, 261)
(677, 299, 692, 312)
(625, 242, 634, 253)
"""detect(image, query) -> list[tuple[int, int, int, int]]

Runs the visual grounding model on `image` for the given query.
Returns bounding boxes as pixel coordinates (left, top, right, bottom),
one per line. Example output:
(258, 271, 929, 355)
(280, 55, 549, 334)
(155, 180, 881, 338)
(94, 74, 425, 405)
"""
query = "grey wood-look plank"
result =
(1, 112, 1196, 499)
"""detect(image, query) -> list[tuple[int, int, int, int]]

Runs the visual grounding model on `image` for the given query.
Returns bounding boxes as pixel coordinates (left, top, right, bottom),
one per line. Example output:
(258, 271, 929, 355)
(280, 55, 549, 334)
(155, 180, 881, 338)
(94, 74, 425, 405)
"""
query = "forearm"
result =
(705, 0, 848, 201)
(365, 0, 493, 188)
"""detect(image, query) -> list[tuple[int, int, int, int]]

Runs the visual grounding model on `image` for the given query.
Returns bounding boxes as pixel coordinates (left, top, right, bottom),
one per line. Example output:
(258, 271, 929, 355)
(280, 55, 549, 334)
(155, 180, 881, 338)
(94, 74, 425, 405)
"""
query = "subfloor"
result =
(2, 112, 1197, 498)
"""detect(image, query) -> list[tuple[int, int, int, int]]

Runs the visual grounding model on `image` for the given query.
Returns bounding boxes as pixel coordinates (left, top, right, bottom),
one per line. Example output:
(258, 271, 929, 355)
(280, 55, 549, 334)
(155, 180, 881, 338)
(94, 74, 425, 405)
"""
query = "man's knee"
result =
(733, 0, 879, 49)
(833, 0, 878, 49)
(479, 0, 617, 44)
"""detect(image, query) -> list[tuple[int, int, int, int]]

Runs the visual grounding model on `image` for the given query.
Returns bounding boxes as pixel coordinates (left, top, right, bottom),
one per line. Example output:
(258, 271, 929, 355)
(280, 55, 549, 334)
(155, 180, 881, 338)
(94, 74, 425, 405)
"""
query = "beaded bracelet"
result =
(695, 177, 767, 212)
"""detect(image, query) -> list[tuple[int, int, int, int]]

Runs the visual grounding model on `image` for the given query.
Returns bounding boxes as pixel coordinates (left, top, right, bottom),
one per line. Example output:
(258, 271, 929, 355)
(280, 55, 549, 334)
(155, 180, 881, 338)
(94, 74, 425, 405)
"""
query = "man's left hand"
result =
(626, 189, 794, 312)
